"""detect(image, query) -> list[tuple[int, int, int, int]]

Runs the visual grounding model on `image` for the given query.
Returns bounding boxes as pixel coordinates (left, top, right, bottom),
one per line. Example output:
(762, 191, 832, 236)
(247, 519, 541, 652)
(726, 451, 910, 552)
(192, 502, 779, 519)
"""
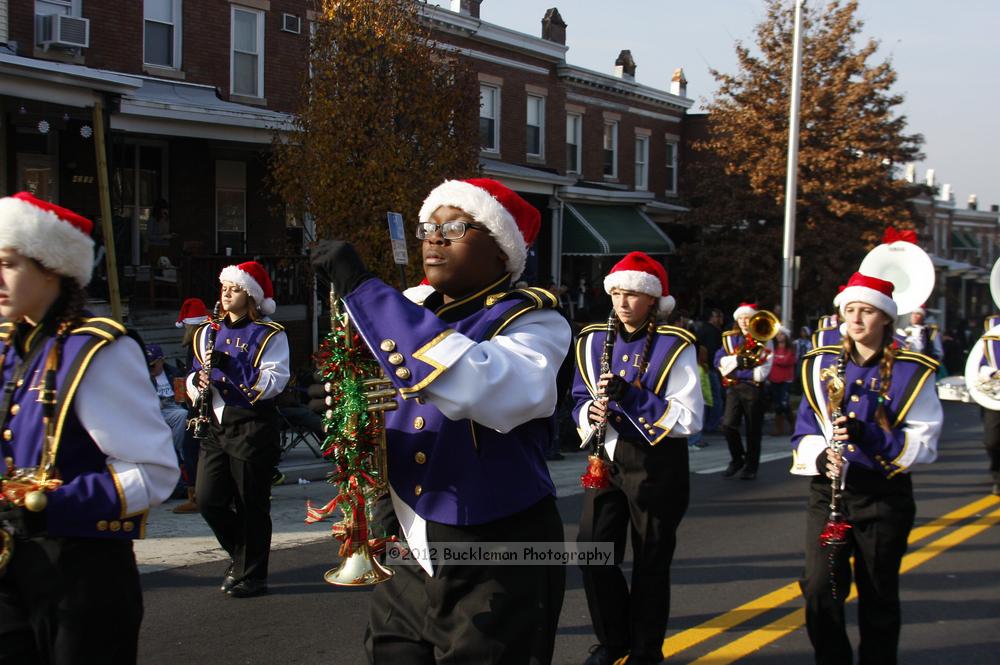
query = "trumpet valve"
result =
(23, 490, 47, 512)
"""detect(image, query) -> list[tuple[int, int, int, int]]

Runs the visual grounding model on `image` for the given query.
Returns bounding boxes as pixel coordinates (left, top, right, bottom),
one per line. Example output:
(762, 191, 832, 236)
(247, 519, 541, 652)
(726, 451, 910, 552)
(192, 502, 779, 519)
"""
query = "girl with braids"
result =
(572, 252, 703, 665)
(0, 193, 178, 663)
(791, 272, 942, 665)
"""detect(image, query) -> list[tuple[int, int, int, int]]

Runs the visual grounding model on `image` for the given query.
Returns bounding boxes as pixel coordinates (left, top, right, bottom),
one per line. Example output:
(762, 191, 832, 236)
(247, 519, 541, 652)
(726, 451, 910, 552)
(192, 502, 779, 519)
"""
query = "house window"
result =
(231, 6, 264, 97)
(634, 136, 649, 191)
(216, 160, 246, 254)
(144, 0, 182, 69)
(479, 84, 500, 152)
(603, 121, 618, 178)
(35, 0, 77, 16)
(665, 141, 678, 194)
(526, 95, 544, 158)
(566, 113, 582, 174)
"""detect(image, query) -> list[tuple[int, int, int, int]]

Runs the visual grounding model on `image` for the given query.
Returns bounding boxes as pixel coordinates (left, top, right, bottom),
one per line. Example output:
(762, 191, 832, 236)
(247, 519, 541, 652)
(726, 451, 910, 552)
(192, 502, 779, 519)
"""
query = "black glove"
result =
(603, 375, 630, 402)
(210, 349, 230, 371)
(843, 418, 866, 443)
(310, 240, 373, 297)
(736, 355, 755, 370)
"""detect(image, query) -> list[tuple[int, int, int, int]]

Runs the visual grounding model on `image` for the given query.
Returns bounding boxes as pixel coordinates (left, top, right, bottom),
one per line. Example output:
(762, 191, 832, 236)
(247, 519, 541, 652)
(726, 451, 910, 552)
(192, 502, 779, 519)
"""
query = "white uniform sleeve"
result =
(75, 336, 181, 512)
(652, 344, 704, 437)
(253, 331, 291, 400)
(753, 341, 774, 383)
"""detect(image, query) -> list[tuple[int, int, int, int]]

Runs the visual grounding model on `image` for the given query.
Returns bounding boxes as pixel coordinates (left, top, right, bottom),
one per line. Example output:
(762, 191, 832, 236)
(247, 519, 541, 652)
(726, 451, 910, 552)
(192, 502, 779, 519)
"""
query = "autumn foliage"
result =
(270, 0, 480, 285)
(681, 0, 925, 321)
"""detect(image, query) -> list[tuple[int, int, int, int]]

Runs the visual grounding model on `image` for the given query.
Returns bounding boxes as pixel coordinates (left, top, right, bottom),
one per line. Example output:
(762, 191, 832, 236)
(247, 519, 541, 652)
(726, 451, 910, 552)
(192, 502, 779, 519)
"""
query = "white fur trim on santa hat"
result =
(0, 196, 94, 286)
(175, 315, 209, 328)
(658, 295, 676, 316)
(418, 180, 528, 281)
(834, 286, 897, 319)
(733, 304, 756, 320)
(219, 265, 276, 315)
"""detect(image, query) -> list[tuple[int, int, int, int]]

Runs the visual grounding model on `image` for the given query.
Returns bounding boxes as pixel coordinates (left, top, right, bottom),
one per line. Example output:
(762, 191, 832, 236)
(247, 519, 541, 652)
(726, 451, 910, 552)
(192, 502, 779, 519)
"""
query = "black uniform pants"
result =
(801, 470, 915, 665)
(196, 442, 274, 582)
(0, 536, 143, 665)
(722, 383, 764, 471)
(578, 436, 690, 663)
(982, 408, 1000, 481)
(365, 496, 565, 665)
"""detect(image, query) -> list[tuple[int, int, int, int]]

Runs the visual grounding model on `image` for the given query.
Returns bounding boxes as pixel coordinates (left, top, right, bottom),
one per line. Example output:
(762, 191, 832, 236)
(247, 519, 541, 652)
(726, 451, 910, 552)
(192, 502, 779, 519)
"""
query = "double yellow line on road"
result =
(662, 494, 1000, 663)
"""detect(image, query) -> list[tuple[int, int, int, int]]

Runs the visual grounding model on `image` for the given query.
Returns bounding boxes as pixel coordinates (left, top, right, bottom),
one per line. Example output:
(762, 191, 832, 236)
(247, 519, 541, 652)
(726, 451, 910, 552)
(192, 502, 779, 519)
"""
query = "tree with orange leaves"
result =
(270, 0, 479, 285)
(680, 0, 927, 320)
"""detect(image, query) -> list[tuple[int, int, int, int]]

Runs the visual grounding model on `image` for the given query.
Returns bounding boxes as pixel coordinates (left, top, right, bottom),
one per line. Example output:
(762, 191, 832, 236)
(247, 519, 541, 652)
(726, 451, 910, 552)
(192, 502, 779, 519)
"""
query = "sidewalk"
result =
(136, 431, 794, 574)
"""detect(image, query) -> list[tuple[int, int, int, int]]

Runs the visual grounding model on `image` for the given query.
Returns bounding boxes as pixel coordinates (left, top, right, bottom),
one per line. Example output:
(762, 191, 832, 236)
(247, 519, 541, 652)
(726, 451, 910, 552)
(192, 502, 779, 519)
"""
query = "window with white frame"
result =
(231, 6, 264, 98)
(603, 121, 618, 178)
(665, 140, 678, 194)
(566, 113, 582, 174)
(634, 136, 649, 191)
(144, 0, 182, 69)
(35, 0, 78, 17)
(479, 84, 500, 152)
(526, 95, 544, 158)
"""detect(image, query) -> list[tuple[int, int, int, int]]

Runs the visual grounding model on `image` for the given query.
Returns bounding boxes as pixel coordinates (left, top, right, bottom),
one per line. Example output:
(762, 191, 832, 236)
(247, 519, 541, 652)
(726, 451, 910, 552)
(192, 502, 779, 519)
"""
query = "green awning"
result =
(562, 203, 675, 256)
(951, 230, 979, 250)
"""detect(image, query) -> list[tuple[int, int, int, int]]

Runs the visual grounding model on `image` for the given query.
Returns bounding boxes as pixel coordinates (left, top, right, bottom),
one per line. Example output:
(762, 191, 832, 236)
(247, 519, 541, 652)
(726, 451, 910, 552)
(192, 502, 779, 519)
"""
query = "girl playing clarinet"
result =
(791, 272, 942, 665)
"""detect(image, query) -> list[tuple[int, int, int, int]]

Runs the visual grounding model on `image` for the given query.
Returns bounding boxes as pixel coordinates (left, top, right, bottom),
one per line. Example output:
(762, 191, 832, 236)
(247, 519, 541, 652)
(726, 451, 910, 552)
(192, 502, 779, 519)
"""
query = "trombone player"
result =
(715, 303, 775, 480)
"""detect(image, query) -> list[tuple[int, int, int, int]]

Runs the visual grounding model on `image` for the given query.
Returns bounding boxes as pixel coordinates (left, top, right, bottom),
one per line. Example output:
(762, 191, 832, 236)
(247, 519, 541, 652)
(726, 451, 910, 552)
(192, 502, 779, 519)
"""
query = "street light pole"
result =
(781, 0, 805, 327)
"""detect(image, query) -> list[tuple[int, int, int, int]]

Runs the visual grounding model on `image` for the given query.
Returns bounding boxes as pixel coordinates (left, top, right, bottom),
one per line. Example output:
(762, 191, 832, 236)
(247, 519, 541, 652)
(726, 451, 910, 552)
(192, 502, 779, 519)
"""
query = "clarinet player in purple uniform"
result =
(791, 272, 941, 665)
(187, 261, 290, 598)
(0, 193, 179, 663)
(572, 252, 703, 665)
(312, 178, 570, 663)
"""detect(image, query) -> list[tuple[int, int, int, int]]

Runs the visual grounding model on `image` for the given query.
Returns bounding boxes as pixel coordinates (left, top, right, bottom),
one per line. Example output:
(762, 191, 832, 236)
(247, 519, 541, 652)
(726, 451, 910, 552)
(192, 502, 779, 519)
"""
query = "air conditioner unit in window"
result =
(281, 13, 301, 34)
(38, 14, 90, 49)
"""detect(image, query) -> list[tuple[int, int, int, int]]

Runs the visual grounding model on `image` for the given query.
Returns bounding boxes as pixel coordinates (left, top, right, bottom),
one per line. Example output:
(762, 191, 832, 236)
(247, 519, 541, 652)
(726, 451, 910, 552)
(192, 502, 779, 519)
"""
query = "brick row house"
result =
(0, 0, 694, 358)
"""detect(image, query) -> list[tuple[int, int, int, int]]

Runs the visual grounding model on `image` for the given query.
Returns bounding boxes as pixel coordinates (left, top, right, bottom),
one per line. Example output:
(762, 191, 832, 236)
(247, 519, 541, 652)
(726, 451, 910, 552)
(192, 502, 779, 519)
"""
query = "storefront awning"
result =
(562, 203, 675, 256)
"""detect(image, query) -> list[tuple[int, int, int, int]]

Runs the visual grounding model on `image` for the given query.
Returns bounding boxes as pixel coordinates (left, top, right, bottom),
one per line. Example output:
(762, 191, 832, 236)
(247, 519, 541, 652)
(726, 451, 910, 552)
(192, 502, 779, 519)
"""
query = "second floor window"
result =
(232, 6, 264, 98)
(480, 84, 500, 152)
(35, 0, 77, 16)
(603, 122, 618, 178)
(665, 141, 678, 194)
(634, 136, 649, 191)
(566, 113, 582, 174)
(526, 95, 544, 158)
(144, 0, 182, 69)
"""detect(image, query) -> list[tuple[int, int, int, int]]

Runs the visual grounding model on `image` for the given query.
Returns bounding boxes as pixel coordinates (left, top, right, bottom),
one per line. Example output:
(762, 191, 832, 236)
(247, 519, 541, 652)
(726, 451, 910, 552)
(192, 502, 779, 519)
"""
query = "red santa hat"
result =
(219, 261, 276, 315)
(602, 251, 675, 316)
(418, 178, 540, 281)
(733, 302, 757, 320)
(0, 192, 94, 286)
(176, 297, 210, 328)
(833, 271, 896, 319)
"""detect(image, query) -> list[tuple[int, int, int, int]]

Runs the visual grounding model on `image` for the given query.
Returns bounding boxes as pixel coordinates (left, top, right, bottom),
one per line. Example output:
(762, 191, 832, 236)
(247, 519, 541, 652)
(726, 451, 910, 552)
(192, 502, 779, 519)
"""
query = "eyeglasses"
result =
(415, 220, 488, 241)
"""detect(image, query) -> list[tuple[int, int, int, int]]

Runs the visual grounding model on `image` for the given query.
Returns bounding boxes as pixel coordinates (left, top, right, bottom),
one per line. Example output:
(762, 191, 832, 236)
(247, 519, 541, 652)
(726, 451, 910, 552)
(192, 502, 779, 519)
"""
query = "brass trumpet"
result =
(722, 309, 780, 387)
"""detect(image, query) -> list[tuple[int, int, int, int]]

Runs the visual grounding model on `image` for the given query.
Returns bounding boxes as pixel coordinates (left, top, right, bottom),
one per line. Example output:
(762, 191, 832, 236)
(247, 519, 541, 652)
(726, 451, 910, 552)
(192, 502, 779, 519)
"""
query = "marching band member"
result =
(0, 193, 178, 662)
(791, 272, 941, 665)
(187, 261, 290, 598)
(900, 305, 943, 361)
(971, 321, 1000, 496)
(715, 302, 773, 480)
(571, 252, 702, 665)
(812, 313, 841, 348)
(312, 179, 570, 663)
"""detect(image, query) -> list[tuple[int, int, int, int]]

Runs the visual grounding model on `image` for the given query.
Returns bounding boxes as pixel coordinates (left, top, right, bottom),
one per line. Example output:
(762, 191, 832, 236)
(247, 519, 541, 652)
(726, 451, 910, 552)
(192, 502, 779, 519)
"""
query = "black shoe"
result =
(583, 644, 627, 665)
(227, 579, 268, 598)
(272, 470, 286, 486)
(992, 482, 1000, 496)
(722, 459, 744, 477)
(739, 468, 757, 480)
(220, 562, 238, 593)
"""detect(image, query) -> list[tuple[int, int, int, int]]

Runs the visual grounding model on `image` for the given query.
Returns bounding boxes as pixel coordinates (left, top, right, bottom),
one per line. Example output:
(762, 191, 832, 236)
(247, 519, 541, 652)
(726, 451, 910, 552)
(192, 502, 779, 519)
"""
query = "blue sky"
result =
(435, 1, 999, 211)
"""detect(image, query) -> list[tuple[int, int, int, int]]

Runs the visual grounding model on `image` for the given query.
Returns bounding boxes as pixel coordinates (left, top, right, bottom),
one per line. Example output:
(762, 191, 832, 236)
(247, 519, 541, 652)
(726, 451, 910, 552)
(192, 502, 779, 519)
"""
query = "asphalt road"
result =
(138, 401, 999, 664)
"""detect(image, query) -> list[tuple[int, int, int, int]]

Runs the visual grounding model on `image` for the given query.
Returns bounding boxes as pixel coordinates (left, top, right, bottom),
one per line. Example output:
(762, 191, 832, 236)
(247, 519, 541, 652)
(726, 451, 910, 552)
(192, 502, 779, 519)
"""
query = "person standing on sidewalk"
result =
(187, 261, 290, 598)
(0, 192, 179, 663)
(171, 298, 210, 514)
(715, 303, 773, 480)
(767, 328, 797, 436)
(572, 252, 702, 665)
(791, 272, 941, 665)
(696, 308, 724, 431)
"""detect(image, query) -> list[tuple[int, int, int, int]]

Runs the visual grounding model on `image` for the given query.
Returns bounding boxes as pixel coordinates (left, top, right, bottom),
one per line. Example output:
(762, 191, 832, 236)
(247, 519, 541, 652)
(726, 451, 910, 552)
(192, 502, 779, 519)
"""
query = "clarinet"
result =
(187, 301, 222, 439)
(579, 310, 618, 489)
(819, 354, 851, 548)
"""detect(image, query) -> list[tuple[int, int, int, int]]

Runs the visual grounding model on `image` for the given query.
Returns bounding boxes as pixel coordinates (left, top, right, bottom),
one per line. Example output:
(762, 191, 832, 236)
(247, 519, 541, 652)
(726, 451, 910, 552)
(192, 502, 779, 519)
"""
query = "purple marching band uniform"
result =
(812, 315, 841, 348)
(571, 321, 702, 662)
(344, 276, 570, 662)
(790, 344, 941, 664)
(715, 328, 773, 477)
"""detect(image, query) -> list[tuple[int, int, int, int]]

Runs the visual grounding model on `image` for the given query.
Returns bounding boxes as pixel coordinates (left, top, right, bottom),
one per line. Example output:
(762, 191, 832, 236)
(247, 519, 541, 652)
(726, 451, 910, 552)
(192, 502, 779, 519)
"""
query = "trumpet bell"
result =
(990, 257, 1000, 311)
(324, 543, 394, 586)
(965, 337, 1000, 410)
(859, 241, 935, 316)
(747, 310, 780, 343)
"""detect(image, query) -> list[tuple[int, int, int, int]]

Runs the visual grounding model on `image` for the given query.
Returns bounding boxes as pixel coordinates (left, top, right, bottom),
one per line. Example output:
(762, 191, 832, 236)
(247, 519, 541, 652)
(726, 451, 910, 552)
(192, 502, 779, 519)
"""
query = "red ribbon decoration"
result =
(882, 227, 917, 245)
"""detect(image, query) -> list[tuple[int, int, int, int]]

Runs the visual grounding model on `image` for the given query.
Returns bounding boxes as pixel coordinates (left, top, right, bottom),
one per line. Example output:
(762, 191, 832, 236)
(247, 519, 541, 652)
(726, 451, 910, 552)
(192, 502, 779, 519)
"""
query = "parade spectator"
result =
(696, 308, 725, 431)
(312, 178, 569, 662)
(791, 272, 941, 665)
(172, 298, 210, 513)
(687, 345, 713, 449)
(767, 328, 796, 436)
(0, 192, 178, 661)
